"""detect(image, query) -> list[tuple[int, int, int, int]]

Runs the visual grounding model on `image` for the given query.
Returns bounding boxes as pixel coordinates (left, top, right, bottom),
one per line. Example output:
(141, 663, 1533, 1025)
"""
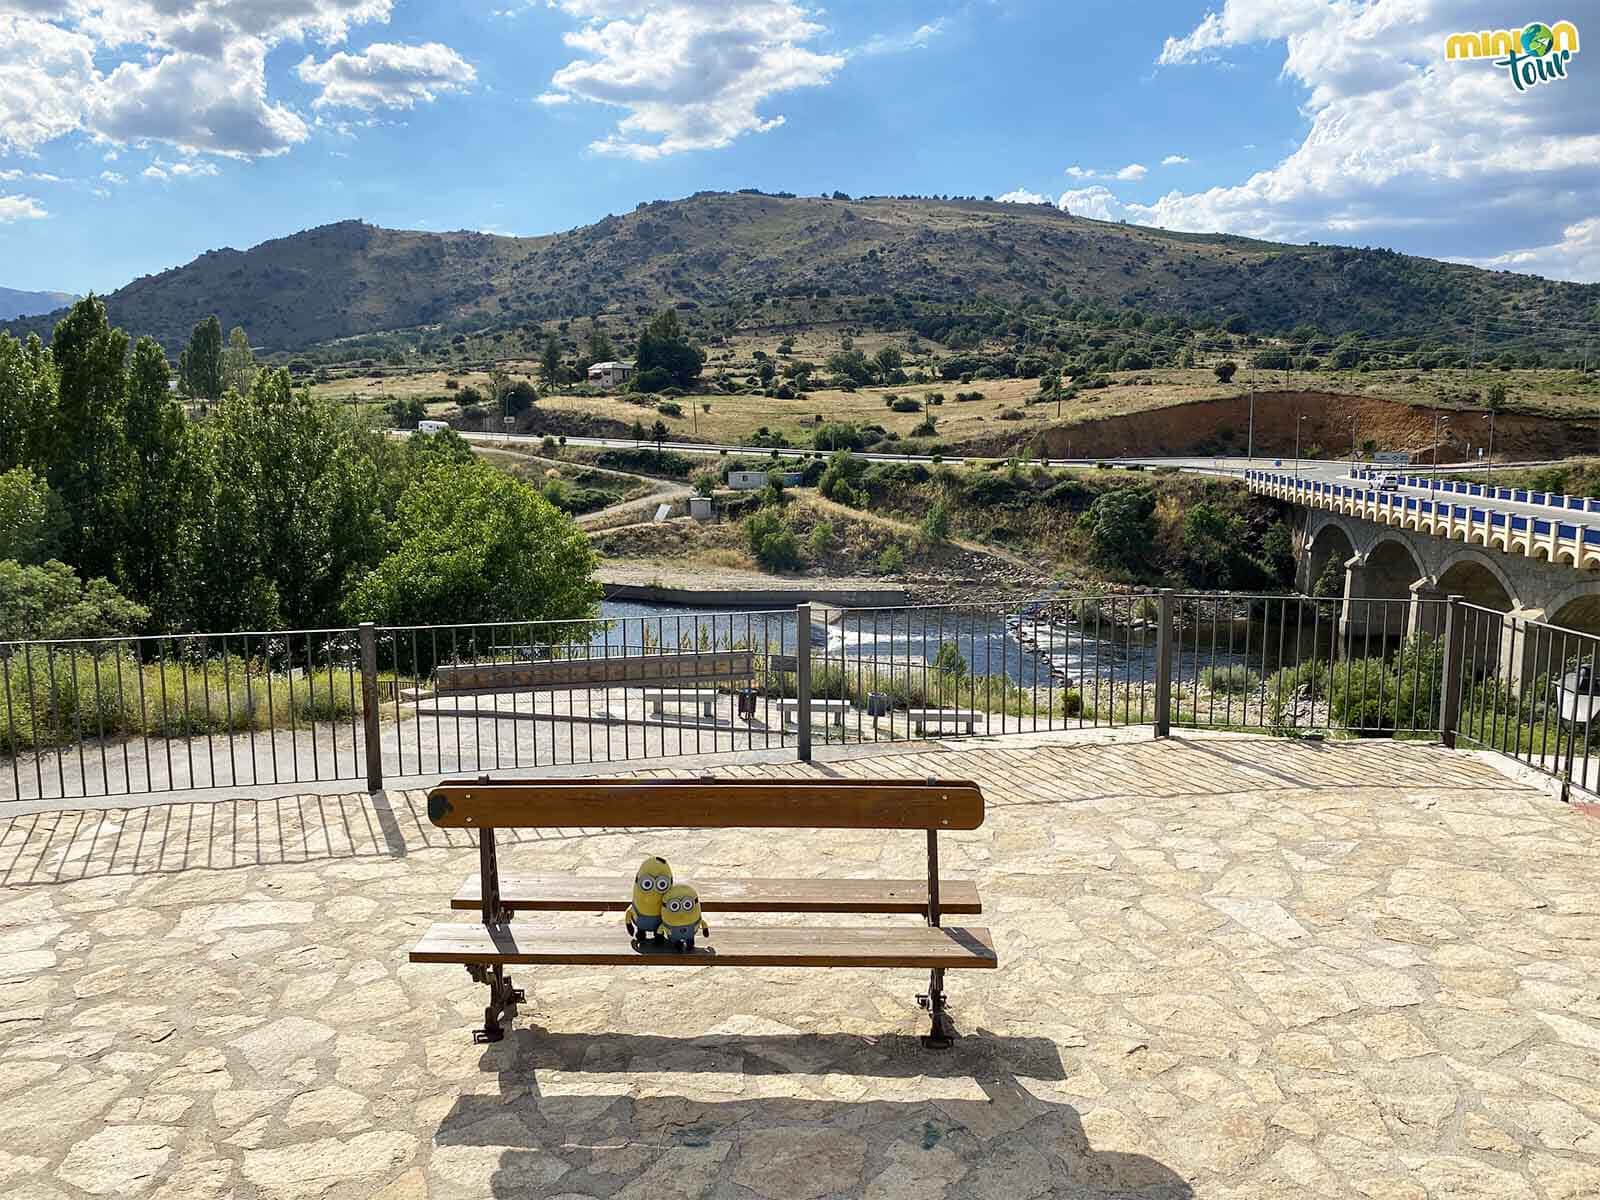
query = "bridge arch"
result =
(1364, 537, 1425, 603)
(1305, 520, 1357, 596)
(1434, 550, 1520, 613)
(1543, 578, 1600, 637)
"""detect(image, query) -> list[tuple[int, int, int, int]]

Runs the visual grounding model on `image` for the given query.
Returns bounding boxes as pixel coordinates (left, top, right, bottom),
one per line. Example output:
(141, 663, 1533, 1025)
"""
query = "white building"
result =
(587, 360, 635, 388)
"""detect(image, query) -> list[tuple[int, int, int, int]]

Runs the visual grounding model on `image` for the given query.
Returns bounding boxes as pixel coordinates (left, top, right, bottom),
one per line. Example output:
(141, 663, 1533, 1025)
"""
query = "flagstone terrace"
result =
(2, 732, 1599, 1199)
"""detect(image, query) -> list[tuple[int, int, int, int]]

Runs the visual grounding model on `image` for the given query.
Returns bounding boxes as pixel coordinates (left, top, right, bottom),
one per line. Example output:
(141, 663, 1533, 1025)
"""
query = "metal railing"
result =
(6, 592, 1600, 802)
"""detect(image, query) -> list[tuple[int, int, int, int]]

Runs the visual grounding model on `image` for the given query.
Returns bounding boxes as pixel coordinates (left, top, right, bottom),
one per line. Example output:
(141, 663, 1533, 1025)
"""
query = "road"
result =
(461, 429, 1581, 516)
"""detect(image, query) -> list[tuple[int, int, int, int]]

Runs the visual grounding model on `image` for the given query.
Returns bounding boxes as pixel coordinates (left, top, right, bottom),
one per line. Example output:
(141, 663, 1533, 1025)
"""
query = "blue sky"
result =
(1, 1, 1596, 295)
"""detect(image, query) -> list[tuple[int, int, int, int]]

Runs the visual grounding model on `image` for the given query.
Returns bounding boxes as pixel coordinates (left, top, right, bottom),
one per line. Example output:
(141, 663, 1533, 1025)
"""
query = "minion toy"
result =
(659, 884, 710, 952)
(625, 856, 673, 942)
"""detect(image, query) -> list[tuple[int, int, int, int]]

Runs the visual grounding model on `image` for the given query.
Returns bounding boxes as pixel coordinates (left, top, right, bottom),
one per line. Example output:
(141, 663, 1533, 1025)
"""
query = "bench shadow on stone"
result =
(431, 1027, 1194, 1198)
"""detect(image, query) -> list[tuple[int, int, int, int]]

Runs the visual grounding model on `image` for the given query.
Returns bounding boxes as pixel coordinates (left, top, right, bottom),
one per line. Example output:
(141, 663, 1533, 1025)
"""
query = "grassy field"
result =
(310, 354, 1599, 459)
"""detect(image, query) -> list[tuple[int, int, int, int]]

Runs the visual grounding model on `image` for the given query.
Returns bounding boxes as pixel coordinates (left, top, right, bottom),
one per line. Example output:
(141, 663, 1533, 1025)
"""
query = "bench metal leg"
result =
(917, 967, 955, 1050)
(469, 962, 525, 1044)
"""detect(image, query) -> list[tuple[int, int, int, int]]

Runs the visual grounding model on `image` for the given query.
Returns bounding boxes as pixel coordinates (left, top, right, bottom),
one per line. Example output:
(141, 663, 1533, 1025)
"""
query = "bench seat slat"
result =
(450, 874, 982, 914)
(410, 922, 997, 969)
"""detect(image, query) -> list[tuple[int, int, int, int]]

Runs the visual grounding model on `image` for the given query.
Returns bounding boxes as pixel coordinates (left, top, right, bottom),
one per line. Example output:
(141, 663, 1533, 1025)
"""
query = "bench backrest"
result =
(426, 777, 984, 831)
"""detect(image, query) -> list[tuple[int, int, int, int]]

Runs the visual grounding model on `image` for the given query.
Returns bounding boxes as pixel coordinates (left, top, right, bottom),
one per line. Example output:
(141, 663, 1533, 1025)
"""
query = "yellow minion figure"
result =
(659, 883, 710, 952)
(625, 856, 673, 942)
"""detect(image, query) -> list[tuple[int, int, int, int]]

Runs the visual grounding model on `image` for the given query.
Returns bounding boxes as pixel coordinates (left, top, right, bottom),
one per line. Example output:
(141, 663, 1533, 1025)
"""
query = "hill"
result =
(7, 192, 1597, 354)
(0, 285, 78, 320)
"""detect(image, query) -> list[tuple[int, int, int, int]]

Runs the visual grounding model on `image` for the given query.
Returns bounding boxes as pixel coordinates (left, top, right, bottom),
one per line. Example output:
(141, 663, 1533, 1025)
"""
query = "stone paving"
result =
(3, 733, 1600, 1199)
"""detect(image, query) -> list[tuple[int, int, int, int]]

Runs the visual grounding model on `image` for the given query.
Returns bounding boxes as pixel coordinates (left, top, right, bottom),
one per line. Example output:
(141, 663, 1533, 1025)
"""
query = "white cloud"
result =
(297, 41, 475, 111)
(542, 1, 845, 159)
(0, 15, 97, 153)
(860, 17, 946, 56)
(100, 169, 125, 184)
(0, 169, 64, 182)
(0, 0, 470, 166)
(1065, 162, 1148, 181)
(0, 193, 47, 221)
(1150, 0, 1600, 281)
(535, 90, 571, 105)
(1161, 154, 1189, 165)
(142, 157, 220, 180)
(1462, 217, 1600, 282)
(996, 187, 1049, 204)
(1058, 186, 1122, 221)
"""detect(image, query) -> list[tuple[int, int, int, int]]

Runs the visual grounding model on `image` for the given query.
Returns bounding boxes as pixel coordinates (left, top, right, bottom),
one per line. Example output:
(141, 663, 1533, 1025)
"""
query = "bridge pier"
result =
(1408, 577, 1445, 640)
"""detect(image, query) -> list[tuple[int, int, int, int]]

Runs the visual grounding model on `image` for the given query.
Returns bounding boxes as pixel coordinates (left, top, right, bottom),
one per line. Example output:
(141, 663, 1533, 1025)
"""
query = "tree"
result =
(635, 309, 703, 389)
(651, 419, 670, 460)
(1182, 502, 1244, 587)
(179, 315, 224, 402)
(585, 324, 614, 363)
(540, 333, 564, 384)
(1080, 488, 1156, 571)
(221, 326, 257, 396)
(0, 466, 69, 564)
(0, 332, 57, 474)
(826, 349, 873, 386)
(0, 559, 148, 641)
(873, 345, 904, 381)
(348, 461, 599, 630)
(919, 498, 952, 544)
(1486, 380, 1508, 411)
(48, 297, 129, 581)
(118, 337, 187, 609)
(1213, 360, 1239, 384)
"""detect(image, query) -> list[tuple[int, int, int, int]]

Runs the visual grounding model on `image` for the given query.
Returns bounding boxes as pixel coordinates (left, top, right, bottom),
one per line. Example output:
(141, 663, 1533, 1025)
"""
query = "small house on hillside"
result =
(587, 360, 635, 389)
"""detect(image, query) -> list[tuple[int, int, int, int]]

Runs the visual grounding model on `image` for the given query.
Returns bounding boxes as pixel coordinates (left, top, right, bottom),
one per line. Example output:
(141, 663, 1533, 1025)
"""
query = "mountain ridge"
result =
(0, 285, 79, 321)
(6, 192, 1596, 354)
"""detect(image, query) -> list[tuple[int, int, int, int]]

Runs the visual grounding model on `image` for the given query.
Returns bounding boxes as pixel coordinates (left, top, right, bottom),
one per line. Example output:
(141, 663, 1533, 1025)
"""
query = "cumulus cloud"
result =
(298, 41, 475, 110)
(541, 0, 845, 159)
(142, 157, 222, 180)
(100, 169, 125, 184)
(1058, 186, 1122, 221)
(0, 0, 471, 166)
(1149, 0, 1600, 281)
(0, 193, 47, 221)
(1065, 163, 1147, 181)
(1161, 154, 1189, 165)
(996, 187, 1049, 204)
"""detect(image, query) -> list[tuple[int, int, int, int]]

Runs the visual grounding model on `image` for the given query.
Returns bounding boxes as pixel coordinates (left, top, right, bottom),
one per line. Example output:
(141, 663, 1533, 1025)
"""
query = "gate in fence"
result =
(5, 593, 1599, 803)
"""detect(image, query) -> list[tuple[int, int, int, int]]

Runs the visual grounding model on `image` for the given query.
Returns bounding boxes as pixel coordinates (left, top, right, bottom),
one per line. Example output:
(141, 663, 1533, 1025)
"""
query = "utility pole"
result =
(1350, 414, 1358, 475)
(1247, 370, 1256, 462)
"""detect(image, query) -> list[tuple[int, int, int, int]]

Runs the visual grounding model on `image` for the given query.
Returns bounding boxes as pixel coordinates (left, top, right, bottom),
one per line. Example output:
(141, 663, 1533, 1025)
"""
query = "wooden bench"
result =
(643, 688, 719, 717)
(410, 776, 995, 1047)
(777, 697, 849, 727)
(908, 708, 982, 735)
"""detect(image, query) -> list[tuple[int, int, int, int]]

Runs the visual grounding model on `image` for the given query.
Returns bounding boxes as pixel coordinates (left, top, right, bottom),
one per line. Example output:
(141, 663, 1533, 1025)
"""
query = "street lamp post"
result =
(1485, 409, 1496, 484)
(1350, 415, 1359, 476)
(1430, 413, 1451, 493)
(1294, 413, 1308, 479)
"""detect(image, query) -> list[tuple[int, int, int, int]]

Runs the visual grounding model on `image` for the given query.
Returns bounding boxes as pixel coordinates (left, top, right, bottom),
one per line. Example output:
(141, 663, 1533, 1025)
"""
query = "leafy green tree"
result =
(222, 326, 257, 396)
(48, 297, 130, 580)
(0, 466, 69, 564)
(744, 508, 800, 571)
(635, 309, 703, 389)
(404, 426, 475, 468)
(540, 333, 564, 384)
(1181, 502, 1244, 586)
(1213, 360, 1238, 384)
(0, 559, 149, 641)
(826, 349, 873, 386)
(170, 369, 387, 631)
(118, 337, 188, 609)
(179, 315, 224, 401)
(1080, 488, 1156, 571)
(585, 324, 613, 363)
(1486, 380, 1508, 411)
(919, 498, 952, 544)
(348, 461, 599, 629)
(873, 345, 904, 381)
(0, 333, 57, 474)
(651, 418, 670, 459)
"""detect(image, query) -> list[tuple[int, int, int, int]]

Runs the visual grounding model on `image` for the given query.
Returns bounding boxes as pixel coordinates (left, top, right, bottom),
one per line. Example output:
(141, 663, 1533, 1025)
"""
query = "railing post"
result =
(358, 621, 383, 791)
(1153, 589, 1175, 738)
(1438, 595, 1466, 750)
(795, 604, 812, 762)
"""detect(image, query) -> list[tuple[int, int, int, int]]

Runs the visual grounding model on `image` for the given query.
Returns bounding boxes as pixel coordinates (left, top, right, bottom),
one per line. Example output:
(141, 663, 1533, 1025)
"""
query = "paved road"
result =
(462, 430, 1582, 516)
